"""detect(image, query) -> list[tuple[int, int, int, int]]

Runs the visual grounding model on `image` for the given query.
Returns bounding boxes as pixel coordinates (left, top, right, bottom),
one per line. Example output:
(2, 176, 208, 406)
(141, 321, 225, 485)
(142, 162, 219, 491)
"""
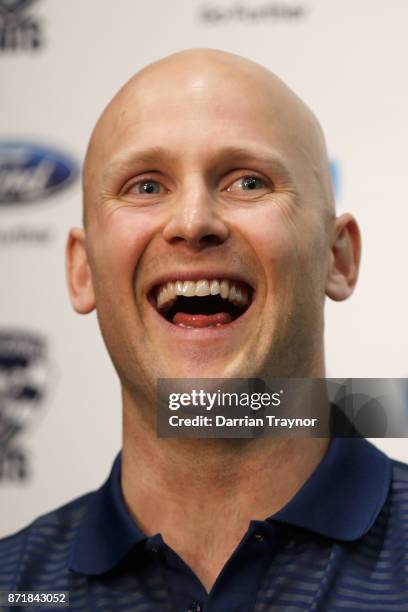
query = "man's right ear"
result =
(66, 228, 96, 314)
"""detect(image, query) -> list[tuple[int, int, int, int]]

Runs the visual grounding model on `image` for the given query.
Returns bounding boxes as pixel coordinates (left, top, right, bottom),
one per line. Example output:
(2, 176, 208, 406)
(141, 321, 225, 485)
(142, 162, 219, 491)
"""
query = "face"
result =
(68, 53, 358, 407)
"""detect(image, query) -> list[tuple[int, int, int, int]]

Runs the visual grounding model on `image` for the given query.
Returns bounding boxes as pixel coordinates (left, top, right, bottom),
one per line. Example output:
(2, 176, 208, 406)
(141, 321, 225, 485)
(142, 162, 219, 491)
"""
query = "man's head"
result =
(66, 49, 360, 405)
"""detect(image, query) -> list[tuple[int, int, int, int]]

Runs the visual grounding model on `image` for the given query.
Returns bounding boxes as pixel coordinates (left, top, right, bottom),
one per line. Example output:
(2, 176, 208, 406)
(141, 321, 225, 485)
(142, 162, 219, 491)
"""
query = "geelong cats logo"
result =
(0, 329, 49, 481)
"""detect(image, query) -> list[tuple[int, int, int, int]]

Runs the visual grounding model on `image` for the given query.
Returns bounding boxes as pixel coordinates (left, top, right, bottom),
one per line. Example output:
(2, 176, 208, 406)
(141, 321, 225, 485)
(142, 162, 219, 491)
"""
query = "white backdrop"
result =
(1, 0, 407, 538)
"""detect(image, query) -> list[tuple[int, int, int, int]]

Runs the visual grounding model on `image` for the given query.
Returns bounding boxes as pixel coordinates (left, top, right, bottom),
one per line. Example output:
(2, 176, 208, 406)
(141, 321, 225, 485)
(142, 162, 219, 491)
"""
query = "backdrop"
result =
(1, 0, 407, 537)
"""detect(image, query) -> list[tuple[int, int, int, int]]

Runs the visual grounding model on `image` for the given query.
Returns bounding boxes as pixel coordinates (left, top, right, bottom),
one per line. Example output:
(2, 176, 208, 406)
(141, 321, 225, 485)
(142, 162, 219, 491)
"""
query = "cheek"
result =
(235, 205, 326, 309)
(90, 207, 159, 294)
(236, 207, 300, 283)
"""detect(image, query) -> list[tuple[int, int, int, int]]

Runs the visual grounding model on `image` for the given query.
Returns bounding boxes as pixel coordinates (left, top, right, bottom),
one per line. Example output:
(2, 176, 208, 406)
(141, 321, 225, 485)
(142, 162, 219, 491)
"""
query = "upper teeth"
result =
(156, 279, 250, 310)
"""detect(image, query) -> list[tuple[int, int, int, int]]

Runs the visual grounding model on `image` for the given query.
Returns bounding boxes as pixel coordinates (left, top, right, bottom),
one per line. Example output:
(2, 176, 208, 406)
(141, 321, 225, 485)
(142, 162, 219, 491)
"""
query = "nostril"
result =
(198, 234, 224, 248)
(170, 234, 225, 250)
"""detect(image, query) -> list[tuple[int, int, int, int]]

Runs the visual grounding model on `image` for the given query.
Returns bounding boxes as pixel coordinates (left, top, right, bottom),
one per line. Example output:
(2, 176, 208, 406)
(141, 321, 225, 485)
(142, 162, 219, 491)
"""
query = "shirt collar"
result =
(69, 453, 146, 575)
(69, 437, 392, 575)
(271, 437, 392, 540)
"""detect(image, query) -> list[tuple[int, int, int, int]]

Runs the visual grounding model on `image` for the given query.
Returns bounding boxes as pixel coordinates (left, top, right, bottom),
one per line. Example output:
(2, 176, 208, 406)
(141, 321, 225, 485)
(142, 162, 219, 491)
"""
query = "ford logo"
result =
(0, 142, 79, 204)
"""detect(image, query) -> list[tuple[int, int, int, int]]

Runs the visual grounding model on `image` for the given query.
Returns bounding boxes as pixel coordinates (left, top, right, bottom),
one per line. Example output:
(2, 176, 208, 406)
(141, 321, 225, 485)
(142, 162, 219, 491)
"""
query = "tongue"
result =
(172, 311, 232, 327)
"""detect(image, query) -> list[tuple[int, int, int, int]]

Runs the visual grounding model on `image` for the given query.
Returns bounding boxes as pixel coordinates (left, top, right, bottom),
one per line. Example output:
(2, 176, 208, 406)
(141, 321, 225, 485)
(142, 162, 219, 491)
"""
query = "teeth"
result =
(156, 282, 176, 309)
(229, 285, 246, 307)
(210, 280, 220, 295)
(156, 288, 165, 308)
(229, 284, 238, 302)
(195, 280, 210, 296)
(155, 278, 250, 310)
(182, 281, 196, 297)
(175, 280, 184, 295)
(167, 282, 175, 299)
(220, 280, 229, 299)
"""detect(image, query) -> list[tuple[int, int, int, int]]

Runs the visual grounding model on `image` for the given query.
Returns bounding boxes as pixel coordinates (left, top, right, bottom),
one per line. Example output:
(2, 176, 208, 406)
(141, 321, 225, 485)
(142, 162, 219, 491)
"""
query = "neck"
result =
(121, 388, 329, 592)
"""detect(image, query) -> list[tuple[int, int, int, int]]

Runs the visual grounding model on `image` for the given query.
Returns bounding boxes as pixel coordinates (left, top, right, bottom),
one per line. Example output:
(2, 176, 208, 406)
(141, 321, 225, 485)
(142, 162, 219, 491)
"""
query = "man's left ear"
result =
(325, 213, 361, 301)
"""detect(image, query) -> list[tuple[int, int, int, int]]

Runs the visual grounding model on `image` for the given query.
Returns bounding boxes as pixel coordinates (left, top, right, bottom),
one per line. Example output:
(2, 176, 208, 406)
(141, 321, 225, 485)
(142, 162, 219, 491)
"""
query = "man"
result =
(0, 48, 407, 611)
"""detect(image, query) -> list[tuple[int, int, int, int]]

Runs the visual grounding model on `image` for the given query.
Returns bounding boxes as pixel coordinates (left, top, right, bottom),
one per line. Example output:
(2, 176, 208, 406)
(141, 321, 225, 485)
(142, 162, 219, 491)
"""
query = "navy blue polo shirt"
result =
(1, 437, 408, 611)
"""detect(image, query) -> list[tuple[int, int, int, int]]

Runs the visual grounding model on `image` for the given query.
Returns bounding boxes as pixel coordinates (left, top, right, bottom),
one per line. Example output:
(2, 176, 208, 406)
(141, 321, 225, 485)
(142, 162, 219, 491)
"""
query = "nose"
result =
(162, 181, 230, 250)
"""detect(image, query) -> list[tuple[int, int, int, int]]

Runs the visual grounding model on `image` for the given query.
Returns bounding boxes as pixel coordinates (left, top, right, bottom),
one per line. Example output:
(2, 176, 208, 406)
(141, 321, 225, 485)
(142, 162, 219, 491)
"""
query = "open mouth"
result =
(150, 279, 253, 329)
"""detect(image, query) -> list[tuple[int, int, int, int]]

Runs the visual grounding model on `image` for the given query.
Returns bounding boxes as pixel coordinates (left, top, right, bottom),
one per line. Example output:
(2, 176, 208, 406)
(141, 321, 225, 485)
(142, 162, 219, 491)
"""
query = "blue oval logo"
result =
(0, 141, 79, 205)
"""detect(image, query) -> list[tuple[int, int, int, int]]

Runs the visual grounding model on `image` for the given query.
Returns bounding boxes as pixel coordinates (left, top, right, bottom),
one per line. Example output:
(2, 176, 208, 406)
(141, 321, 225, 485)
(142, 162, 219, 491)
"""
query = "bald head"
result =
(82, 48, 334, 228)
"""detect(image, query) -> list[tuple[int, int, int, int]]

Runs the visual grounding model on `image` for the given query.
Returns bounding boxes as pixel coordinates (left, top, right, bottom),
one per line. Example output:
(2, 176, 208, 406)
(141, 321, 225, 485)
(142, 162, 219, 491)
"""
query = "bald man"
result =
(1, 49, 407, 611)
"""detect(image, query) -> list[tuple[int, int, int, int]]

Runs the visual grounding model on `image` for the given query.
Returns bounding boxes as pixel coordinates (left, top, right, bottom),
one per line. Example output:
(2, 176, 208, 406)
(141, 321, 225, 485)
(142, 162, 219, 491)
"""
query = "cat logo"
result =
(0, 0, 43, 51)
(0, 330, 50, 481)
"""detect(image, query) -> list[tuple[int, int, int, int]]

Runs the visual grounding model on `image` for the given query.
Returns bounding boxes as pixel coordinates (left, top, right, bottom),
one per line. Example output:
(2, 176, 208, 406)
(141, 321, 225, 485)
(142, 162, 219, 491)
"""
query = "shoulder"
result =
(0, 491, 93, 590)
(390, 456, 408, 481)
(389, 457, 408, 506)
(355, 457, 408, 574)
(368, 456, 408, 543)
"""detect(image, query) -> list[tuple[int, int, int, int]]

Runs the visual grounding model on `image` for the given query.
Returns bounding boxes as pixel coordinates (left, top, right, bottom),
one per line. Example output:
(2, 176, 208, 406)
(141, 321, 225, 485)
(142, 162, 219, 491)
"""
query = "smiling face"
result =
(67, 50, 359, 406)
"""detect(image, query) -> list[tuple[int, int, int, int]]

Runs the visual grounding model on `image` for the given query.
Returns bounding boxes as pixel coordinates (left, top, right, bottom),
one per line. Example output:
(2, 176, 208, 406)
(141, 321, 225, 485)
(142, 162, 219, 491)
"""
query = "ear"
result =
(325, 213, 361, 301)
(66, 227, 96, 314)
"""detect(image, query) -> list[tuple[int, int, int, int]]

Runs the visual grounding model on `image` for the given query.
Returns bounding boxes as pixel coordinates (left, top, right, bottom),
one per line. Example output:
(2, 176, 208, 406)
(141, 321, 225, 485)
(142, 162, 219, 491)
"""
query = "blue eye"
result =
(227, 175, 269, 194)
(135, 180, 161, 194)
(241, 176, 265, 190)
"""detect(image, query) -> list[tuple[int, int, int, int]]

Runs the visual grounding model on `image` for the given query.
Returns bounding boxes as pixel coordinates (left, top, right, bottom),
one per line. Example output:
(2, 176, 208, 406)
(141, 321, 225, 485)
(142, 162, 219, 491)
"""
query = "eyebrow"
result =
(102, 144, 296, 187)
(102, 147, 178, 183)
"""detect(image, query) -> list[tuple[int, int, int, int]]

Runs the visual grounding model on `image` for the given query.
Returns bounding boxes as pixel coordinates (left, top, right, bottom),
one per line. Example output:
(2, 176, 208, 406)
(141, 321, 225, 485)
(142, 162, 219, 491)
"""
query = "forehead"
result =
(97, 67, 312, 171)
(118, 67, 281, 122)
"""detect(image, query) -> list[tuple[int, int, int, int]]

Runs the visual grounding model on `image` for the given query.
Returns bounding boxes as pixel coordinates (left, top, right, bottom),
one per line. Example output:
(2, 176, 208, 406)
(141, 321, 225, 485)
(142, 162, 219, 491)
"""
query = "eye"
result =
(129, 179, 163, 195)
(226, 175, 271, 194)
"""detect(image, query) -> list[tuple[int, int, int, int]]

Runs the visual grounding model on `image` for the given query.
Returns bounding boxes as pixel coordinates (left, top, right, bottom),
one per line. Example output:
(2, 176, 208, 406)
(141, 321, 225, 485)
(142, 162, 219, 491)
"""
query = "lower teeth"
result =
(176, 322, 225, 328)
